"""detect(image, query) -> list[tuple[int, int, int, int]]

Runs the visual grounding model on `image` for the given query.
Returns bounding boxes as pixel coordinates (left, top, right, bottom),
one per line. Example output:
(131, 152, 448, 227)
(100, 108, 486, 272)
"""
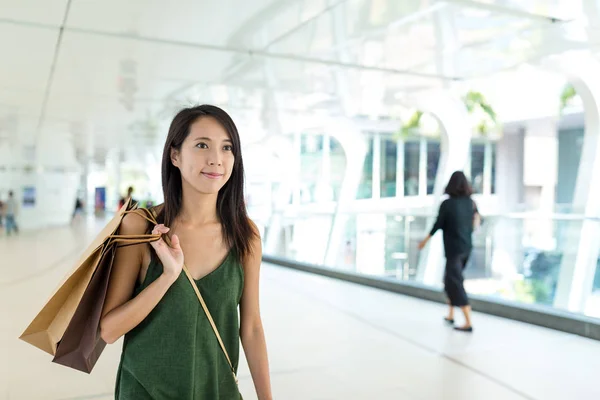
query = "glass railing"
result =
(263, 211, 600, 319)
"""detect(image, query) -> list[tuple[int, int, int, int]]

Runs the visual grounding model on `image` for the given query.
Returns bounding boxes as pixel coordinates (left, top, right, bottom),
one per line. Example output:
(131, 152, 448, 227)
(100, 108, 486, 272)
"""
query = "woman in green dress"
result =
(100, 105, 273, 399)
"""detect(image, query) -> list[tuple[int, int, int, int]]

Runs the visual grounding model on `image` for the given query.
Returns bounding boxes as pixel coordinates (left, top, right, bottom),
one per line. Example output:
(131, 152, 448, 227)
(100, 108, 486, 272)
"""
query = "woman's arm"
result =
(419, 200, 447, 249)
(239, 224, 272, 400)
(100, 213, 181, 344)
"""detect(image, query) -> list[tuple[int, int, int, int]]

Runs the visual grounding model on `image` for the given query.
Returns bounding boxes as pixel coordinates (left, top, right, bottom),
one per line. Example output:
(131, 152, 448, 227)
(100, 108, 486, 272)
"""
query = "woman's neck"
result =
(176, 184, 219, 227)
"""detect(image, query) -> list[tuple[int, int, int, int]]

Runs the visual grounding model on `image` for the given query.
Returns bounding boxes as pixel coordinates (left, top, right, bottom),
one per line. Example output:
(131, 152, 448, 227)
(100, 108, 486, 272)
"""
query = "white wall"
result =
(0, 135, 81, 231)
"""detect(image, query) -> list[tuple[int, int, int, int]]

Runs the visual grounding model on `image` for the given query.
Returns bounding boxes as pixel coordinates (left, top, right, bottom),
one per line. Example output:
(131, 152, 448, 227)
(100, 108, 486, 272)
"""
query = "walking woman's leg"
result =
(455, 254, 473, 331)
(446, 298, 454, 321)
(443, 259, 455, 323)
(459, 305, 472, 329)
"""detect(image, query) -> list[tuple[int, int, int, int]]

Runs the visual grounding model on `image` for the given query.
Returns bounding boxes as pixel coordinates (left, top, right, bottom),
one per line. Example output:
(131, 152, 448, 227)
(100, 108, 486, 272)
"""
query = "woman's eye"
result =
(196, 143, 208, 149)
(224, 145, 233, 151)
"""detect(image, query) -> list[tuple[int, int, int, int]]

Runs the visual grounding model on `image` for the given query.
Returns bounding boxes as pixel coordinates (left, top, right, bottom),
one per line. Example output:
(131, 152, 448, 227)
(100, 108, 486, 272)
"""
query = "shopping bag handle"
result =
(107, 208, 161, 246)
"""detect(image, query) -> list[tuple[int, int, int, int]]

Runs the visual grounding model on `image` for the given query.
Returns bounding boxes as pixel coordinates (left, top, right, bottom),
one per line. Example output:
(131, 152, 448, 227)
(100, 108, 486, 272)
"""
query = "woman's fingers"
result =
(150, 225, 175, 251)
(170, 234, 181, 251)
(151, 224, 170, 235)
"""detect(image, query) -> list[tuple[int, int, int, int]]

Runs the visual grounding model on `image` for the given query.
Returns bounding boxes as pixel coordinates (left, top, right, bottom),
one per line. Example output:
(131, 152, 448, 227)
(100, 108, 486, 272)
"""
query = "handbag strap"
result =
(181, 265, 238, 384)
(147, 207, 238, 385)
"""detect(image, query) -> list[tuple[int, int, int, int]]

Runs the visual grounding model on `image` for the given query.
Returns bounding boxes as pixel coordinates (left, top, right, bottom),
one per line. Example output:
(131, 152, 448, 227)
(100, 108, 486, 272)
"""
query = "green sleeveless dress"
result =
(115, 249, 244, 400)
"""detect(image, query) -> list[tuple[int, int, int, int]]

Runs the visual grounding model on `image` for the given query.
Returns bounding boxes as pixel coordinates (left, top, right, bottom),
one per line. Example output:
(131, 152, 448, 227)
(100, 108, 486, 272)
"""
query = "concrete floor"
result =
(1, 217, 599, 399)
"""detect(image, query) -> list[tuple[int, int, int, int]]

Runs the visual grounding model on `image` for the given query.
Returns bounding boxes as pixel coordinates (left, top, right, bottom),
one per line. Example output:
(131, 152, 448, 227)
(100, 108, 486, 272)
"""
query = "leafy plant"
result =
(462, 91, 498, 136)
(399, 110, 423, 138)
(396, 91, 498, 139)
(560, 83, 577, 114)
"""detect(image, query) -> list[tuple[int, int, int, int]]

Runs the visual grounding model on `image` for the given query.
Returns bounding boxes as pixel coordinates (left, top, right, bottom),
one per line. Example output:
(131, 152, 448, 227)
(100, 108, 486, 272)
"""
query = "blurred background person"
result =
(418, 171, 479, 333)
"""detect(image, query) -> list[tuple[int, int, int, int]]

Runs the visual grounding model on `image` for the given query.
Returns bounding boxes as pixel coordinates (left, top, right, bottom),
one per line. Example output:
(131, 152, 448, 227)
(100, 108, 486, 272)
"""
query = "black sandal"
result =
(444, 317, 454, 324)
(454, 326, 473, 333)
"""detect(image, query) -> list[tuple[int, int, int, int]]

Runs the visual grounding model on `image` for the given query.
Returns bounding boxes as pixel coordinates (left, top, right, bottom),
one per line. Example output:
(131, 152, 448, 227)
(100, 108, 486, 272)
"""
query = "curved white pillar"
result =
(407, 91, 472, 285)
(544, 54, 600, 312)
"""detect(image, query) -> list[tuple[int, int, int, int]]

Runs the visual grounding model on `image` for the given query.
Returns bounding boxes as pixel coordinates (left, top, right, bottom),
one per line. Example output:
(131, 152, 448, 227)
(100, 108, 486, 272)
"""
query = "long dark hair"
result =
(158, 105, 256, 259)
(444, 171, 473, 197)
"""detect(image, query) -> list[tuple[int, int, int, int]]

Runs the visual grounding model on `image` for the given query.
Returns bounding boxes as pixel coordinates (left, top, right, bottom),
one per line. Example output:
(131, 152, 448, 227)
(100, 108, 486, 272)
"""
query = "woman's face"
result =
(171, 117, 235, 195)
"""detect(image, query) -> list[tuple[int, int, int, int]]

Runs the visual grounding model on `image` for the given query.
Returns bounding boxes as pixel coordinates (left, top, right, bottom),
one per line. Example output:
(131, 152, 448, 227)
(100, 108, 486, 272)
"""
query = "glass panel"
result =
(587, 259, 600, 318)
(299, 134, 324, 203)
(301, 134, 323, 153)
(330, 136, 346, 202)
(404, 141, 420, 196)
(356, 137, 374, 199)
(380, 139, 397, 198)
(265, 210, 600, 319)
(556, 128, 584, 205)
(471, 143, 485, 194)
(426, 140, 440, 195)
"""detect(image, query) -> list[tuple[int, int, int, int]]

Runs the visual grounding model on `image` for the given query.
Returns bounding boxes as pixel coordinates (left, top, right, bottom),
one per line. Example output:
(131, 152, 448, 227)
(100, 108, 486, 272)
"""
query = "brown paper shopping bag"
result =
(19, 198, 135, 356)
(52, 209, 160, 373)
(51, 244, 116, 372)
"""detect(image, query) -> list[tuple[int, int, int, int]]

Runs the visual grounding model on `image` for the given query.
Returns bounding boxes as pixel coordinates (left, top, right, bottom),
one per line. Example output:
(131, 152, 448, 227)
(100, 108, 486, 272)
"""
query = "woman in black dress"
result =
(418, 171, 479, 332)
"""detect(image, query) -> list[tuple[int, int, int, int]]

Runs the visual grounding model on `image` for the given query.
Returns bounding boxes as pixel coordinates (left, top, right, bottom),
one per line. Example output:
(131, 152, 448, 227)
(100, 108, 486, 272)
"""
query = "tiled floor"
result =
(2, 217, 600, 399)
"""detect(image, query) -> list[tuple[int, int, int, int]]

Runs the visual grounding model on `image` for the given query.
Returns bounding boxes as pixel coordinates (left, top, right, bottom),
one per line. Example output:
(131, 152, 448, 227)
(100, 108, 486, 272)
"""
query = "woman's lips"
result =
(202, 172, 223, 179)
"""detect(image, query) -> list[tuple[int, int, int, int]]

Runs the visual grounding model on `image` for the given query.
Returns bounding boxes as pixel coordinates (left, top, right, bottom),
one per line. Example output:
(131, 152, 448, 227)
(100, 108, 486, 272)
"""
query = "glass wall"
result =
(266, 211, 600, 319)
(469, 140, 498, 195)
(404, 141, 420, 196)
(299, 133, 345, 203)
(297, 133, 497, 203)
(380, 138, 397, 197)
(471, 143, 485, 194)
(357, 137, 374, 199)
(426, 140, 440, 195)
(556, 128, 584, 204)
(329, 136, 346, 201)
(299, 134, 323, 204)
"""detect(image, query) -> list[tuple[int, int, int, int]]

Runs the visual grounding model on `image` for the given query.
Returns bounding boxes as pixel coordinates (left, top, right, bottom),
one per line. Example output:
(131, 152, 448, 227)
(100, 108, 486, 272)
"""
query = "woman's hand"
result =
(149, 224, 184, 282)
(418, 235, 431, 250)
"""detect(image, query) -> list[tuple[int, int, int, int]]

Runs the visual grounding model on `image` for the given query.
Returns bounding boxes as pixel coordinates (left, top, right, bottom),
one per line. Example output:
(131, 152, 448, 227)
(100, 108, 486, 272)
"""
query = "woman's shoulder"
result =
(120, 210, 153, 235)
(441, 196, 470, 208)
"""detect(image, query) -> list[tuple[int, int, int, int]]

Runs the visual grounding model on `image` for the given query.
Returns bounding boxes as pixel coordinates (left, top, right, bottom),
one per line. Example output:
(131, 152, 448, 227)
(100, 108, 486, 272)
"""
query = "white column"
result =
(547, 54, 600, 312)
(264, 135, 295, 255)
(324, 119, 367, 266)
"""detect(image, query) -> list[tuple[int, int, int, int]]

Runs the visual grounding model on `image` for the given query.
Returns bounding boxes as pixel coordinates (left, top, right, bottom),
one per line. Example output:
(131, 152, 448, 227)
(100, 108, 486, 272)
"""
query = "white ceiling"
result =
(0, 0, 590, 166)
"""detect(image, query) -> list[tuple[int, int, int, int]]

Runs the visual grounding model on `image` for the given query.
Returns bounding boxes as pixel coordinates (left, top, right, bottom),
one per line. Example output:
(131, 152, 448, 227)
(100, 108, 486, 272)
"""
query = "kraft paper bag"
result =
(19, 198, 135, 355)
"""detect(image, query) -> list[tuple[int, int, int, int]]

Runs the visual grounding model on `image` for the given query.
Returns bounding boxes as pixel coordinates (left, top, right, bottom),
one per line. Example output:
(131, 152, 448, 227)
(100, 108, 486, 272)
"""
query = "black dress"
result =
(429, 196, 477, 307)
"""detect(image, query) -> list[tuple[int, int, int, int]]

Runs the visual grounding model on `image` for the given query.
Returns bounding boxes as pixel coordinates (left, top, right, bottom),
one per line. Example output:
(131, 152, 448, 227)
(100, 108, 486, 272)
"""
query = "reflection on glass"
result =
(404, 141, 420, 196)
(471, 143, 485, 194)
(357, 137, 374, 199)
(426, 140, 440, 195)
(381, 139, 397, 198)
